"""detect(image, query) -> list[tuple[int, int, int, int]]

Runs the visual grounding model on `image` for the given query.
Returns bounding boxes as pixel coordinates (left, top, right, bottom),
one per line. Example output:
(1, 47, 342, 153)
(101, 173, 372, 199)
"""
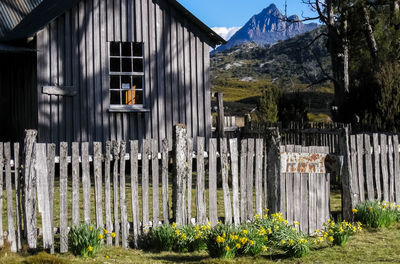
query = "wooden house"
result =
(0, 0, 225, 147)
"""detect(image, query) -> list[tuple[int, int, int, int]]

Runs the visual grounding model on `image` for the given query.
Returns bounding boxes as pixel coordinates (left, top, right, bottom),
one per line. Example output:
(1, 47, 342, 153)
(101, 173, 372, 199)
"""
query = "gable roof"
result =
(0, 0, 226, 45)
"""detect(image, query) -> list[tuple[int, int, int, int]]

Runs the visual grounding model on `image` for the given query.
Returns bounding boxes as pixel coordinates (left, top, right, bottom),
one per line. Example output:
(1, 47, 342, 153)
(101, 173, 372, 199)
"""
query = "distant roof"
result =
(0, 0, 226, 46)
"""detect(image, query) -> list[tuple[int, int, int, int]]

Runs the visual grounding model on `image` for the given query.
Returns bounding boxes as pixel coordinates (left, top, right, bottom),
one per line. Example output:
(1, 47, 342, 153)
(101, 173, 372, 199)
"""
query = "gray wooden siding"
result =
(36, 0, 212, 147)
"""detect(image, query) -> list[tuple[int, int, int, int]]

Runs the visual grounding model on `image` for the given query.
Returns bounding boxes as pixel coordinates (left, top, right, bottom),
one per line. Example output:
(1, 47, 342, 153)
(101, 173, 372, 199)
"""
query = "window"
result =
(108, 41, 146, 111)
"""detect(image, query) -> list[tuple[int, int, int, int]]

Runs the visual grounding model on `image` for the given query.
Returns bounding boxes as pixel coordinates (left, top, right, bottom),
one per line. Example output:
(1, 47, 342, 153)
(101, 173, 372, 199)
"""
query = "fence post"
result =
(267, 128, 282, 214)
(22, 129, 37, 250)
(173, 125, 187, 225)
(339, 127, 355, 221)
(217, 93, 225, 138)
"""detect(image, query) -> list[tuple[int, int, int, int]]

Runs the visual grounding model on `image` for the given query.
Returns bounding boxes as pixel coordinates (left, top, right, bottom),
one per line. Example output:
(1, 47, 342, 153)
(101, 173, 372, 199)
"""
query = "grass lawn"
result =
(1, 222, 400, 263)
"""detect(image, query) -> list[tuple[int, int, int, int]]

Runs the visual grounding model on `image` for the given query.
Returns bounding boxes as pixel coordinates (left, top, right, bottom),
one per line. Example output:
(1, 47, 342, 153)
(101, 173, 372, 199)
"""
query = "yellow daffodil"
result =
(89, 226, 93, 231)
(111, 232, 116, 238)
(262, 246, 268, 251)
(288, 239, 294, 246)
(242, 229, 248, 235)
(352, 208, 358, 213)
(105, 255, 109, 259)
(216, 236, 225, 243)
(249, 240, 254, 245)
(175, 230, 180, 236)
(98, 234, 103, 240)
(236, 243, 241, 249)
(172, 222, 177, 228)
(328, 236, 334, 242)
(181, 234, 187, 240)
(369, 207, 373, 212)
(104, 229, 108, 234)
(225, 245, 230, 251)
(88, 246, 93, 252)
(280, 240, 285, 245)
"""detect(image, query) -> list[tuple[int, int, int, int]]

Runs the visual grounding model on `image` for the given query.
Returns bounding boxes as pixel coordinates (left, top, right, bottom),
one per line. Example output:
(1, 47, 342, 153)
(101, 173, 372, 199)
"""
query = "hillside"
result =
(210, 26, 334, 119)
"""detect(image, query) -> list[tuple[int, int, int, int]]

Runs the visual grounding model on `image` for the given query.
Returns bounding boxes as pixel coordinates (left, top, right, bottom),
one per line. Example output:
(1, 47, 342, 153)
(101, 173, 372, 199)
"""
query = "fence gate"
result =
(279, 145, 331, 234)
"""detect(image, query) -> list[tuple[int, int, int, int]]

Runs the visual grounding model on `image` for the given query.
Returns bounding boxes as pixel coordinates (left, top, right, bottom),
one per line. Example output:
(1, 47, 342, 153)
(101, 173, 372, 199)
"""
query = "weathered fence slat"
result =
(300, 146, 309, 233)
(120, 141, 128, 248)
(105, 141, 113, 245)
(208, 139, 218, 227)
(393, 136, 400, 204)
(173, 125, 186, 225)
(47, 144, 56, 234)
(24, 131, 37, 249)
(246, 138, 254, 221)
(255, 138, 263, 217)
(161, 139, 169, 224)
(308, 173, 316, 234)
(5, 143, 16, 252)
(60, 142, 68, 253)
(94, 142, 103, 229)
(130, 140, 140, 247)
(151, 140, 159, 227)
(186, 138, 193, 224)
(380, 134, 389, 202)
(364, 134, 374, 201)
(263, 144, 268, 210)
(82, 142, 91, 223)
(373, 134, 382, 201)
(142, 139, 150, 229)
(293, 145, 302, 224)
(197, 137, 207, 224)
(112, 141, 120, 245)
(221, 138, 232, 224)
(72, 142, 80, 226)
(349, 135, 359, 204)
(35, 144, 54, 251)
(14, 143, 22, 251)
(229, 138, 240, 225)
(388, 136, 395, 203)
(240, 139, 247, 223)
(356, 134, 365, 202)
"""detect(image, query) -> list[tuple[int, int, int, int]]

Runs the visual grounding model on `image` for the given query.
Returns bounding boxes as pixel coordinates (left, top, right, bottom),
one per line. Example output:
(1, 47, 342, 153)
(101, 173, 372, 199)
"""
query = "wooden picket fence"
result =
(0, 128, 333, 254)
(347, 133, 400, 205)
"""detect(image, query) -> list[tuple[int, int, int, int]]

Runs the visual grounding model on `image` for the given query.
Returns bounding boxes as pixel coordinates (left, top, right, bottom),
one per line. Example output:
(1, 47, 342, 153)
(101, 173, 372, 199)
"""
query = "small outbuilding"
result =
(0, 0, 225, 147)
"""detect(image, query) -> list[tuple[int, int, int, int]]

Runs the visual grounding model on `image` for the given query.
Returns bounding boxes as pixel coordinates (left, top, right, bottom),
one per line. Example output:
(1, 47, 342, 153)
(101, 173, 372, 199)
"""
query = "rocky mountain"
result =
(215, 4, 318, 52)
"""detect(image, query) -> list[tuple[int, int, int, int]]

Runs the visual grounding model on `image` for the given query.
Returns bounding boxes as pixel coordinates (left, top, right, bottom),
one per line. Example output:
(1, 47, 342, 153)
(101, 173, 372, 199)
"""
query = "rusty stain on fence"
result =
(281, 152, 327, 173)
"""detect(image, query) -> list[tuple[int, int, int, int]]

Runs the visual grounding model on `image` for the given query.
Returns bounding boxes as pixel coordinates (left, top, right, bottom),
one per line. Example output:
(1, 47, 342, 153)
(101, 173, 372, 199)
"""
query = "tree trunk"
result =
(343, 16, 349, 95)
(361, 5, 378, 62)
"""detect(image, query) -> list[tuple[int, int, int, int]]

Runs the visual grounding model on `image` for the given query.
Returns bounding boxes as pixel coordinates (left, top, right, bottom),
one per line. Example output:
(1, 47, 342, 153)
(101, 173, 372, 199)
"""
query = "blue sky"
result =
(176, 0, 318, 28)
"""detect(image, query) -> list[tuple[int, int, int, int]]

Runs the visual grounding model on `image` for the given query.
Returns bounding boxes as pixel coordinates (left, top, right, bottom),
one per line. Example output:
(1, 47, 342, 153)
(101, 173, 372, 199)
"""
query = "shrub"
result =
(172, 224, 210, 252)
(322, 219, 361, 247)
(235, 223, 269, 257)
(145, 224, 175, 252)
(205, 224, 239, 259)
(68, 224, 104, 257)
(354, 200, 399, 228)
(253, 212, 310, 258)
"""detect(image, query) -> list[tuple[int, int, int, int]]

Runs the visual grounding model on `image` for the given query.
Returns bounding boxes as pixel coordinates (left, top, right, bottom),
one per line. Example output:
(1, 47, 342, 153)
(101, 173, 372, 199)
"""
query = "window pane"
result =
(122, 42, 132, 56)
(122, 58, 132, 72)
(132, 76, 143, 89)
(110, 42, 120, 56)
(132, 43, 142, 56)
(110, 76, 120, 89)
(110, 91, 121, 105)
(110, 58, 121, 72)
(121, 76, 131, 90)
(135, 90, 143, 104)
(133, 59, 143, 72)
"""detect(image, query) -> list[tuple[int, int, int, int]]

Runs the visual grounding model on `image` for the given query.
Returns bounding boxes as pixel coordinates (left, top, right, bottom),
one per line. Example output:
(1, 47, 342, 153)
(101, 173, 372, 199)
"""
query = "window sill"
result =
(108, 106, 150, 113)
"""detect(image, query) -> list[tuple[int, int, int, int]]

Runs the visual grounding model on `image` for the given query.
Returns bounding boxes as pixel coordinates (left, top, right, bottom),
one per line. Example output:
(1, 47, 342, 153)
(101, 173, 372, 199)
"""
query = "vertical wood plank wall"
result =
(36, 0, 213, 147)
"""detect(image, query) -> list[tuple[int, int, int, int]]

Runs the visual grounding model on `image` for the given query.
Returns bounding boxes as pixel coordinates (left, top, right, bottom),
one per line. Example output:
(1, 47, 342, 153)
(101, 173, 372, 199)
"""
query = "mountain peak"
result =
(214, 3, 318, 53)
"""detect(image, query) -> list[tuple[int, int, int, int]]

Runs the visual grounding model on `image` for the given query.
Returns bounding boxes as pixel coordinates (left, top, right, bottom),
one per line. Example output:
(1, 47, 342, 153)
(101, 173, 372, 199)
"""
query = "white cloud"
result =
(212, 26, 241, 41)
